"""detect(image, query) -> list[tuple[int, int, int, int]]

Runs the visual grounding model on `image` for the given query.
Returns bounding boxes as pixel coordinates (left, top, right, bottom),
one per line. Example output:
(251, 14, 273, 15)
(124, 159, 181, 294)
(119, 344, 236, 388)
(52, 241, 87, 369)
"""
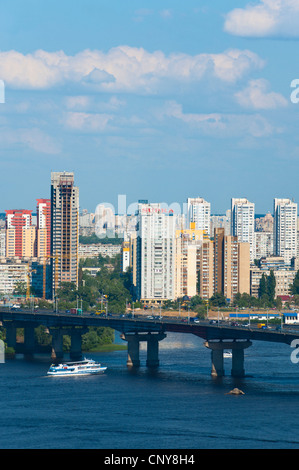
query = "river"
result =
(0, 332, 298, 449)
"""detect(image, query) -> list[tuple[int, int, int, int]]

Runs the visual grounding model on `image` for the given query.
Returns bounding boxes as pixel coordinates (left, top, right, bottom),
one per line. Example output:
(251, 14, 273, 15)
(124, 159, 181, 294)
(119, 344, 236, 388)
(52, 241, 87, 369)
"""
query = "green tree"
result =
(258, 274, 267, 299)
(209, 292, 227, 307)
(267, 270, 276, 302)
(13, 281, 27, 296)
(290, 270, 299, 296)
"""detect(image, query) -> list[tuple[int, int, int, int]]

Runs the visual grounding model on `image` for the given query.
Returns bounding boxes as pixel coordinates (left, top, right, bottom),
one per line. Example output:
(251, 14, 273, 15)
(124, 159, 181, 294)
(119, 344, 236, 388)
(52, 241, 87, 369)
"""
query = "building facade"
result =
(231, 198, 255, 262)
(174, 224, 206, 299)
(273, 198, 298, 265)
(5, 209, 36, 259)
(0, 261, 28, 295)
(51, 171, 79, 297)
(136, 203, 176, 304)
(187, 197, 211, 237)
(199, 228, 250, 301)
(36, 199, 51, 259)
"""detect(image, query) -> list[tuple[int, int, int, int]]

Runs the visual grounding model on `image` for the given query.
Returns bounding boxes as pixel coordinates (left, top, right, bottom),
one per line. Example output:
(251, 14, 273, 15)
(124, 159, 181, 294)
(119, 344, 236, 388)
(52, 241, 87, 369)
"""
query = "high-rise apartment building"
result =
(175, 223, 207, 299)
(51, 172, 79, 297)
(136, 202, 176, 303)
(273, 198, 298, 265)
(198, 228, 250, 301)
(231, 198, 255, 262)
(5, 209, 36, 258)
(198, 238, 214, 300)
(36, 199, 51, 259)
(187, 197, 211, 236)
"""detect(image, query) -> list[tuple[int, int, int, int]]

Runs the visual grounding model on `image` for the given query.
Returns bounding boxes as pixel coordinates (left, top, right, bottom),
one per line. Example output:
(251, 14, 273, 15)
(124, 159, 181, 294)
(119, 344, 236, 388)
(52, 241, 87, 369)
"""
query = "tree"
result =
(258, 274, 267, 299)
(209, 292, 227, 307)
(13, 281, 27, 296)
(267, 270, 276, 302)
(291, 270, 299, 296)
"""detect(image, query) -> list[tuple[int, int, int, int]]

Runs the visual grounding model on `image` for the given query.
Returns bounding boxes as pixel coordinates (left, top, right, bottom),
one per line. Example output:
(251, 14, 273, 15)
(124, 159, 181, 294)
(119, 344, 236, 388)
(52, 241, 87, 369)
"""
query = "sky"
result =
(0, 0, 299, 215)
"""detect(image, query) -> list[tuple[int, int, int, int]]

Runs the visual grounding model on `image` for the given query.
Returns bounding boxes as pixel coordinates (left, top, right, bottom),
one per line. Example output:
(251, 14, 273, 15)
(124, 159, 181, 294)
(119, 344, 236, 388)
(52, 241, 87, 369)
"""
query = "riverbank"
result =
(84, 343, 127, 353)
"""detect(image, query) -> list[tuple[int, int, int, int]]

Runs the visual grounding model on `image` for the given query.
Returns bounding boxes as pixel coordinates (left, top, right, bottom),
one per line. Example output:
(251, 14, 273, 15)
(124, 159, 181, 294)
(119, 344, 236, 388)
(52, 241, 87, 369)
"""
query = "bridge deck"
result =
(0, 308, 298, 345)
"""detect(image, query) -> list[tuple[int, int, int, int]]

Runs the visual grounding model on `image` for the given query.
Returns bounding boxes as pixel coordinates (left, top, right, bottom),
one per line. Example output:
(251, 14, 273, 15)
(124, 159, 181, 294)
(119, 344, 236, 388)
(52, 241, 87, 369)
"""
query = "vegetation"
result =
(290, 270, 299, 296)
(79, 234, 123, 245)
(52, 253, 131, 351)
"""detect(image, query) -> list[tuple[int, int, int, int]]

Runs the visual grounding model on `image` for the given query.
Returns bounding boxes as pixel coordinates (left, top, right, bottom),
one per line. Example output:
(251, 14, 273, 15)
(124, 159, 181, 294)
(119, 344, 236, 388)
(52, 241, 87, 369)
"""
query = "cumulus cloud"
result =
(0, 46, 264, 93)
(235, 79, 288, 109)
(224, 0, 299, 38)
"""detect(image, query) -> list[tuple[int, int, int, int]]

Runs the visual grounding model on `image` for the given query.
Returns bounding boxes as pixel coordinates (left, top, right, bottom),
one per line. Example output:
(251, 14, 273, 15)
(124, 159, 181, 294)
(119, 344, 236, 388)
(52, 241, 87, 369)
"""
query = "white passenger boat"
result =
(223, 351, 232, 358)
(47, 358, 107, 376)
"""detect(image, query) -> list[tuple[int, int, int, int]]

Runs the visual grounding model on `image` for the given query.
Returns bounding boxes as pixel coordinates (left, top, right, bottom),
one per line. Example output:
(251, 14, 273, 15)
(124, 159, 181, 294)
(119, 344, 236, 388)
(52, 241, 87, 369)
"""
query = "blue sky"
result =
(0, 0, 299, 215)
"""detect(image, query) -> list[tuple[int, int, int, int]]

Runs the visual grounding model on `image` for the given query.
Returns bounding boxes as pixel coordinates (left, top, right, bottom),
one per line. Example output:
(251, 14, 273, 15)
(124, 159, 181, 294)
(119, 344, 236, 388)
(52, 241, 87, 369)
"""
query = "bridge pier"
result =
(70, 328, 88, 361)
(204, 340, 252, 377)
(24, 326, 35, 358)
(121, 332, 166, 368)
(124, 333, 141, 367)
(50, 329, 64, 362)
(50, 327, 88, 362)
(5, 324, 17, 350)
(146, 333, 166, 368)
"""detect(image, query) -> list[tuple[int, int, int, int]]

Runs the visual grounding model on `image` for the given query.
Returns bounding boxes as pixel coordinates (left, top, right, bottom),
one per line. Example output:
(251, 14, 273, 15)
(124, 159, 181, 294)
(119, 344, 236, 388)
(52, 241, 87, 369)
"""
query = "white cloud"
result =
(0, 46, 264, 93)
(159, 9, 173, 19)
(235, 79, 288, 109)
(65, 95, 126, 113)
(159, 100, 274, 138)
(224, 0, 299, 38)
(64, 111, 112, 132)
(0, 127, 60, 154)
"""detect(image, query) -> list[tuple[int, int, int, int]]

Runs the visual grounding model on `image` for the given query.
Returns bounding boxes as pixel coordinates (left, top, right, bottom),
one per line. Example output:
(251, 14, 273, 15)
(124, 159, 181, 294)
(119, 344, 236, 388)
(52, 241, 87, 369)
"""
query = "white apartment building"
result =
(0, 229, 6, 257)
(274, 198, 298, 265)
(210, 210, 231, 237)
(121, 241, 130, 273)
(187, 197, 211, 237)
(231, 198, 255, 262)
(254, 231, 273, 260)
(136, 203, 176, 303)
(78, 243, 121, 260)
(0, 261, 28, 294)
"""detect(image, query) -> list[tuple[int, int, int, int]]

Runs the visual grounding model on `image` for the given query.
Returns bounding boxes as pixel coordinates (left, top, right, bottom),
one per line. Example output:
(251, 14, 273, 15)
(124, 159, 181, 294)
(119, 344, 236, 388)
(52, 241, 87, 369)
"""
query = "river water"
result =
(0, 332, 299, 449)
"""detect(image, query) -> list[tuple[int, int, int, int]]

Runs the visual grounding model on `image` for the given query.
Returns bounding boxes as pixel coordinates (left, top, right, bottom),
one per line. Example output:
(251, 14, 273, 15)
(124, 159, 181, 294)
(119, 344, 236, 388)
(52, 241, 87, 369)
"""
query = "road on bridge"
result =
(0, 307, 299, 345)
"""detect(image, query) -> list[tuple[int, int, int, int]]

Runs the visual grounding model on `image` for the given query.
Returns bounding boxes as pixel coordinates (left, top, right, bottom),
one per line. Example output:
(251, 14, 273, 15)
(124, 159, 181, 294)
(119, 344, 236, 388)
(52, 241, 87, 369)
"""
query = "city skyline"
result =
(1, 187, 297, 218)
(0, 1, 299, 213)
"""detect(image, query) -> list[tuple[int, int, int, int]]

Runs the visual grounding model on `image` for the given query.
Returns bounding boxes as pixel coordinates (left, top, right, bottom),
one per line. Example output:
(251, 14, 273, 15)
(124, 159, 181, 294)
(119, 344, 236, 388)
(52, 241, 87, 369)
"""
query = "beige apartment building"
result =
(198, 238, 214, 300)
(250, 266, 296, 298)
(128, 221, 250, 304)
(198, 228, 250, 301)
(174, 224, 207, 299)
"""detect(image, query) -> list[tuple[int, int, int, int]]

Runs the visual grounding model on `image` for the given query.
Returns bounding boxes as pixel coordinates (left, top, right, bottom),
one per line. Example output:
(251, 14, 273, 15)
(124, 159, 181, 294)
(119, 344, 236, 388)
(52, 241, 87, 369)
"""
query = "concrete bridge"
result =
(0, 308, 298, 377)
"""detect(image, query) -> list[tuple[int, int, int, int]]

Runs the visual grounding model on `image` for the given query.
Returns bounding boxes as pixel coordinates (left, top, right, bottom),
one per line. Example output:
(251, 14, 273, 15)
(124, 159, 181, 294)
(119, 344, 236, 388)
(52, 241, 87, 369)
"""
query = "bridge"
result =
(1, 308, 299, 377)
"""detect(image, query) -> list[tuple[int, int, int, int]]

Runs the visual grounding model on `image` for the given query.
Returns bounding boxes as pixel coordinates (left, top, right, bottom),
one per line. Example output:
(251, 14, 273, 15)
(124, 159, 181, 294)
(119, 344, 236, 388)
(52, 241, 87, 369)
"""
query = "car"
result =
(146, 315, 154, 319)
(209, 320, 218, 325)
(230, 322, 239, 326)
(194, 319, 200, 323)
